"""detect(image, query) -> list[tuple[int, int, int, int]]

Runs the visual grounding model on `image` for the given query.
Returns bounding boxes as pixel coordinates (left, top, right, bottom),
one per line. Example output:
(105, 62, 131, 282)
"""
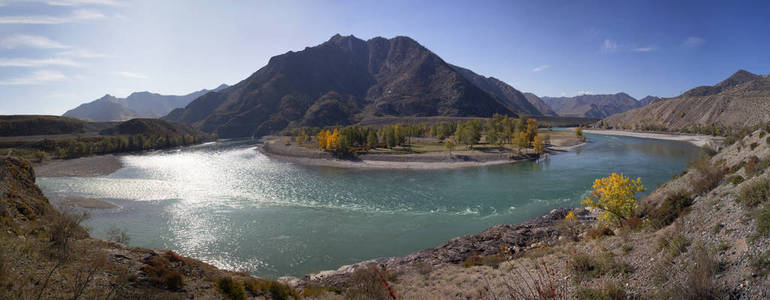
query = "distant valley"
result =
(541, 93, 658, 118)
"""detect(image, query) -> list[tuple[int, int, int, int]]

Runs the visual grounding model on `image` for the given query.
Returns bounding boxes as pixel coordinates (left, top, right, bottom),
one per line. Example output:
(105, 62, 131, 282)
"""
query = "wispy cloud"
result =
(632, 46, 657, 52)
(57, 49, 109, 58)
(681, 36, 705, 48)
(0, 9, 106, 24)
(532, 65, 550, 72)
(113, 71, 147, 79)
(43, 0, 123, 6)
(0, 57, 80, 67)
(0, 34, 69, 49)
(601, 39, 618, 53)
(0, 70, 66, 85)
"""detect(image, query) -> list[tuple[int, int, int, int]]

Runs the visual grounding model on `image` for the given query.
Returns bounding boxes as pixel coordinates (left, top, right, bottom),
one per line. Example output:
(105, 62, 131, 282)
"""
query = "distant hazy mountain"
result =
(522, 93, 558, 116)
(542, 93, 642, 118)
(63, 84, 228, 121)
(602, 70, 770, 131)
(167, 34, 540, 138)
(638, 96, 660, 106)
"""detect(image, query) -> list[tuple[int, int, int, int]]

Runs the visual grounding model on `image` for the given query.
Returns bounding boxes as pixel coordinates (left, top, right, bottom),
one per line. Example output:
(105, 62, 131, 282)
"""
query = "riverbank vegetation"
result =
(1, 118, 214, 161)
(282, 114, 557, 157)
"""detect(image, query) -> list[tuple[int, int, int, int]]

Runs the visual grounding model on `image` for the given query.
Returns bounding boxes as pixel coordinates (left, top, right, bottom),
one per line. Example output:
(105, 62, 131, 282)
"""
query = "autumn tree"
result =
(533, 134, 545, 154)
(526, 119, 538, 143)
(445, 136, 456, 157)
(581, 173, 646, 226)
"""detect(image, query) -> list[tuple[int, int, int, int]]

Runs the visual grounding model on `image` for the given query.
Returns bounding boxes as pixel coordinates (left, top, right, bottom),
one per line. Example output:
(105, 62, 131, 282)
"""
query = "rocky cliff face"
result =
(601, 70, 770, 131)
(165, 35, 535, 138)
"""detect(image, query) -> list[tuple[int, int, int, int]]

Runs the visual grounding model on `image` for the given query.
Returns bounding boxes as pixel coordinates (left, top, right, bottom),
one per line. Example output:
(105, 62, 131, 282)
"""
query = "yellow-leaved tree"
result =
(581, 173, 645, 226)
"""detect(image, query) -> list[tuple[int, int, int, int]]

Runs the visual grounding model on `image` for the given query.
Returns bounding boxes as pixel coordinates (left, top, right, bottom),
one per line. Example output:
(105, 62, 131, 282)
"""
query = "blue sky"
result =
(1, 0, 769, 115)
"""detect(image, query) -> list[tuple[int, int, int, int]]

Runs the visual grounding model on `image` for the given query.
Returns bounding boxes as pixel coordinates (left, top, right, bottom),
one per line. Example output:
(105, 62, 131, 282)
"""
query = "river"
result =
(38, 132, 700, 278)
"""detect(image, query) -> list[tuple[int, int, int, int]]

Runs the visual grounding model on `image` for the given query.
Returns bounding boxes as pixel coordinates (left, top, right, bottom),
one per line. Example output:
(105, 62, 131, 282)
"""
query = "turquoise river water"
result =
(37, 132, 700, 278)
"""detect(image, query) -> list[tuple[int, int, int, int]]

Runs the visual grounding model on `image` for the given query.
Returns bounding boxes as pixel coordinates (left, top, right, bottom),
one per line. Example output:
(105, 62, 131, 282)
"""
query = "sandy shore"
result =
(260, 137, 585, 170)
(34, 154, 123, 177)
(261, 150, 525, 169)
(55, 196, 119, 209)
(583, 129, 720, 147)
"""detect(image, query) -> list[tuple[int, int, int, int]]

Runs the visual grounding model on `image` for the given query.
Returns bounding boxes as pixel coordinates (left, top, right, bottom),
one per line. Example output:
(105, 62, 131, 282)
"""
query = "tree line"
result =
(283, 114, 554, 155)
(21, 133, 213, 160)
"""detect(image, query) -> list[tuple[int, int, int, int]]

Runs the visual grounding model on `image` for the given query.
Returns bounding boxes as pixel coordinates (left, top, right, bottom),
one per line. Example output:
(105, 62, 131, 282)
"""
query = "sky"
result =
(1, 0, 769, 115)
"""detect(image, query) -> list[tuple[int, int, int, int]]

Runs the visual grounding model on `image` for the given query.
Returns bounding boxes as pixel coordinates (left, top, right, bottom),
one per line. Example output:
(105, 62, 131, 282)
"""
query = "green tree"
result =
(366, 130, 378, 149)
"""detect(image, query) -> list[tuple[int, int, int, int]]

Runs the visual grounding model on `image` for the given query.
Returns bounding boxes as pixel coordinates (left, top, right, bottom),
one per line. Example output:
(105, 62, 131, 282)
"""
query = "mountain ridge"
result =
(62, 84, 229, 121)
(165, 34, 547, 138)
(542, 92, 642, 118)
(600, 70, 770, 131)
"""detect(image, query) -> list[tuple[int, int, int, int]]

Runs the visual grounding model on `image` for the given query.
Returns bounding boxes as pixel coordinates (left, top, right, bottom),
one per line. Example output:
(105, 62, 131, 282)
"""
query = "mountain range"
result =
(62, 84, 229, 121)
(601, 70, 770, 131)
(165, 34, 556, 138)
(541, 93, 656, 118)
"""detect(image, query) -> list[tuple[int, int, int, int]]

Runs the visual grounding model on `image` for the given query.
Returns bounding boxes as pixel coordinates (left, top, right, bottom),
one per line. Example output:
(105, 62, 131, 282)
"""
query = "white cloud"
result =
(0, 34, 69, 49)
(532, 65, 550, 72)
(0, 57, 80, 67)
(113, 71, 147, 79)
(681, 36, 705, 48)
(0, 9, 106, 24)
(57, 49, 109, 58)
(44, 0, 123, 6)
(601, 39, 618, 53)
(0, 70, 66, 85)
(632, 46, 657, 52)
(576, 90, 592, 95)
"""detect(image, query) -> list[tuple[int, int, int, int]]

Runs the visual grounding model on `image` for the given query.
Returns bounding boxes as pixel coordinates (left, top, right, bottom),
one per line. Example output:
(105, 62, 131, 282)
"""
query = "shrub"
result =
(755, 204, 770, 237)
(48, 210, 89, 261)
(689, 157, 725, 195)
(575, 281, 628, 300)
(301, 284, 341, 298)
(569, 252, 632, 282)
(347, 266, 394, 300)
(766, 136, 770, 144)
(142, 255, 184, 290)
(649, 193, 693, 229)
(751, 142, 759, 150)
(730, 175, 744, 185)
(737, 177, 770, 207)
(587, 226, 614, 239)
(668, 244, 722, 299)
(657, 232, 690, 258)
(243, 279, 300, 300)
(216, 277, 246, 300)
(581, 173, 645, 226)
(711, 223, 724, 234)
(745, 156, 760, 177)
(558, 210, 580, 241)
(507, 260, 569, 300)
(750, 250, 770, 277)
(620, 216, 644, 232)
(461, 253, 505, 268)
(621, 245, 633, 255)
